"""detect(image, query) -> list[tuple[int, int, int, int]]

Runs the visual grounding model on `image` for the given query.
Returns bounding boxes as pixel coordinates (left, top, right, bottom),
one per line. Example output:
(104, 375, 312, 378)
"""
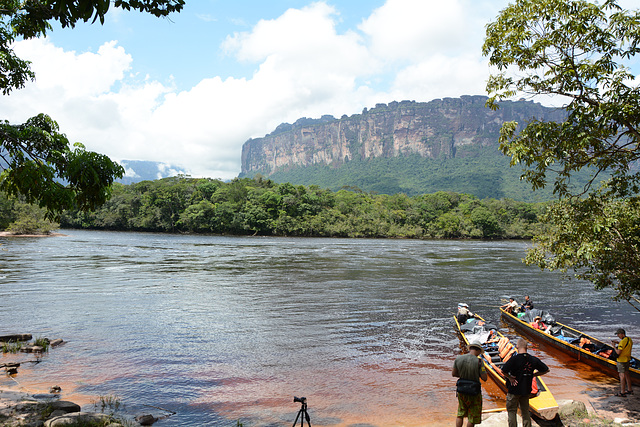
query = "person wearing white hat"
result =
(457, 303, 474, 324)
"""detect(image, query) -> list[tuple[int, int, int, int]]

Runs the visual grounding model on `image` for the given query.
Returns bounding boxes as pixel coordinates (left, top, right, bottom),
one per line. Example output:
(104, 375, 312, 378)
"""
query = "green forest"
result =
(260, 152, 604, 203)
(1, 176, 548, 239)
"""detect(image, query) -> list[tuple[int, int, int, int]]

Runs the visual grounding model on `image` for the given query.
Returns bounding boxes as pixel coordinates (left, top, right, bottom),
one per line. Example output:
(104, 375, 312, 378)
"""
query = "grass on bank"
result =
(1, 337, 49, 354)
(560, 407, 627, 426)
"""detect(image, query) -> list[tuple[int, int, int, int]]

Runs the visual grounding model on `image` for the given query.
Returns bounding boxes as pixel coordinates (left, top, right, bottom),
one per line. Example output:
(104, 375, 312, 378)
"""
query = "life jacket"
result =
(486, 358, 504, 377)
(503, 347, 517, 363)
(486, 330, 500, 343)
(599, 349, 613, 358)
(498, 337, 509, 353)
(499, 341, 515, 360)
(530, 377, 539, 396)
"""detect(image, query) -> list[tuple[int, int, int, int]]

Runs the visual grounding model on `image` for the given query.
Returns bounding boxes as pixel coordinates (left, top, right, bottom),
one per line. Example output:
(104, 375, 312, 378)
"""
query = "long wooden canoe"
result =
(454, 311, 558, 420)
(500, 308, 640, 386)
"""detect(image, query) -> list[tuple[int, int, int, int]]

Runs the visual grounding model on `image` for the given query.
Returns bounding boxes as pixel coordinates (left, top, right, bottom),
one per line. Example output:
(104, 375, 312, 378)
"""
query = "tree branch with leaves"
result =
(483, 0, 640, 308)
(1, 0, 184, 220)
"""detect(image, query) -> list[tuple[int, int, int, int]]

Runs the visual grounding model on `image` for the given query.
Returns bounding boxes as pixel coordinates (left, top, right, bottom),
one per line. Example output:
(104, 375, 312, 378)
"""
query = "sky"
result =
(0, 0, 636, 181)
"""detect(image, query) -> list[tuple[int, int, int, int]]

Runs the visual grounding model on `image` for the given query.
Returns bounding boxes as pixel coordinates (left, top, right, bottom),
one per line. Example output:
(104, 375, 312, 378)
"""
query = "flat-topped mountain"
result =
(239, 95, 575, 201)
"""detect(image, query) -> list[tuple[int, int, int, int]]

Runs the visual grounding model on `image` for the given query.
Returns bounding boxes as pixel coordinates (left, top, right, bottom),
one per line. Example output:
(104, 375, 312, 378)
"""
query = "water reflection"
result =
(0, 231, 637, 426)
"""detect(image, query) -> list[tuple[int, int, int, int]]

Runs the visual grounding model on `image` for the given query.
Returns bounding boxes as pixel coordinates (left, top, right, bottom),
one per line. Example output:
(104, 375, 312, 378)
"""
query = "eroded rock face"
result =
(240, 96, 565, 176)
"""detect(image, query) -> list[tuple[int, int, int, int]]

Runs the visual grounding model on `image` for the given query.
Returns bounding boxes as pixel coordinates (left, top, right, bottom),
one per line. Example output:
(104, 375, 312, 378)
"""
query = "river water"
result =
(0, 230, 638, 426)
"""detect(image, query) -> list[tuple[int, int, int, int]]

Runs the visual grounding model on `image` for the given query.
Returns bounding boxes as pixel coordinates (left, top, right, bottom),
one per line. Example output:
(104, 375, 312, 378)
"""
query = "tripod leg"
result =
(304, 408, 311, 427)
(292, 408, 302, 427)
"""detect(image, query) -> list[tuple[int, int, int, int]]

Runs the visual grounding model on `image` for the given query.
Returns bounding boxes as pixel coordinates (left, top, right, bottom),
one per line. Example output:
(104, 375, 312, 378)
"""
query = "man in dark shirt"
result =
(521, 295, 534, 311)
(502, 339, 549, 427)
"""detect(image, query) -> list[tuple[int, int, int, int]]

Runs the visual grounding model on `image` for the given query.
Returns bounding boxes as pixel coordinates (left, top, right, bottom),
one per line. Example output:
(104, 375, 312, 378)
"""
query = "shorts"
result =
(617, 361, 630, 373)
(457, 393, 483, 424)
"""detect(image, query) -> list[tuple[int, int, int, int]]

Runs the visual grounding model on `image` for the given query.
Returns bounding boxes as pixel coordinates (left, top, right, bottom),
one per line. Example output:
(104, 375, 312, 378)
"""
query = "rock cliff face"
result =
(241, 95, 564, 176)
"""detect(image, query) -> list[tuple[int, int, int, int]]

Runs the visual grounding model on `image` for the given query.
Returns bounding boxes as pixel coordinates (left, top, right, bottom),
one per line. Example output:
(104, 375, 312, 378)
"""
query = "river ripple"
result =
(1, 230, 638, 426)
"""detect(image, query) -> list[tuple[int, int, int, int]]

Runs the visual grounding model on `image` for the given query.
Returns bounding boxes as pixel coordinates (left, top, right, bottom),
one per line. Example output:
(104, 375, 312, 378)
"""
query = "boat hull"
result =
(454, 314, 558, 420)
(500, 308, 640, 386)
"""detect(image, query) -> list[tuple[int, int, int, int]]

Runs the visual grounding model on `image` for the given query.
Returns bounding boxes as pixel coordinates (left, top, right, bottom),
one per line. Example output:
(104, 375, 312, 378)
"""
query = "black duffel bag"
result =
(456, 378, 481, 395)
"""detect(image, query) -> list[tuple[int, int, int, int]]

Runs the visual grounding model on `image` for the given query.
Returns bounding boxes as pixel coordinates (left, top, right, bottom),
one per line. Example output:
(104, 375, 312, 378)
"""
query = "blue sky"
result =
(1, 0, 637, 180)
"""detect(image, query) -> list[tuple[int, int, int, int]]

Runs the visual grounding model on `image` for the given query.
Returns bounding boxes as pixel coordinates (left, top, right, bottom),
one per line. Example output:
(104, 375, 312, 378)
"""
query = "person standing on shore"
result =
(612, 328, 633, 397)
(452, 340, 488, 427)
(502, 339, 549, 427)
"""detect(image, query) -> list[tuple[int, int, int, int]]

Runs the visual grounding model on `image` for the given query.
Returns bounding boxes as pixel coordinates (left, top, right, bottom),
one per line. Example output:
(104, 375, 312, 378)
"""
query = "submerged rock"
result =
(136, 413, 158, 425)
(49, 339, 64, 348)
(0, 334, 32, 342)
(20, 345, 44, 353)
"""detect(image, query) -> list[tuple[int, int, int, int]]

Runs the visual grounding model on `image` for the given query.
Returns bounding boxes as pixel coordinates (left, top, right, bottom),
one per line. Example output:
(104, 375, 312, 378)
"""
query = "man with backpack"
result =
(502, 339, 550, 427)
(452, 340, 488, 427)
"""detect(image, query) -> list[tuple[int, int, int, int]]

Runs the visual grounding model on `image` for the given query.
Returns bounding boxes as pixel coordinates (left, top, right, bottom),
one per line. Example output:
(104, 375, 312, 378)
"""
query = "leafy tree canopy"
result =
(483, 0, 640, 308)
(45, 176, 548, 240)
(1, 0, 184, 218)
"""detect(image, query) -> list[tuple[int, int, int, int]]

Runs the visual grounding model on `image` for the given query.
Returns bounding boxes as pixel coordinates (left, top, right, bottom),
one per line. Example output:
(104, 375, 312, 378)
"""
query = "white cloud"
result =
(1, 0, 498, 180)
(17, 39, 130, 97)
(196, 14, 218, 23)
(391, 54, 491, 101)
(359, 0, 470, 61)
(124, 168, 139, 178)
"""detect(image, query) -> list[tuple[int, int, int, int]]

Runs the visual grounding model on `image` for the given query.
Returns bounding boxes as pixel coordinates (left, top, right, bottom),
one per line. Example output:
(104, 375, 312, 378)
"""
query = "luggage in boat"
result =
(500, 307, 640, 385)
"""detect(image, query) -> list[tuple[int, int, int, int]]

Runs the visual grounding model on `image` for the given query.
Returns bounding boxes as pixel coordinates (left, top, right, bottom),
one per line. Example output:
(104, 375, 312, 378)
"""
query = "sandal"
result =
(614, 392, 627, 397)
(626, 390, 633, 394)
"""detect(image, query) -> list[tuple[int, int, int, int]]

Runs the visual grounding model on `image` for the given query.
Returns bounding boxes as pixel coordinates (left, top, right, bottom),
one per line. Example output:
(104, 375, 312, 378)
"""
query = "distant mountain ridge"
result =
(117, 160, 187, 185)
(239, 95, 576, 201)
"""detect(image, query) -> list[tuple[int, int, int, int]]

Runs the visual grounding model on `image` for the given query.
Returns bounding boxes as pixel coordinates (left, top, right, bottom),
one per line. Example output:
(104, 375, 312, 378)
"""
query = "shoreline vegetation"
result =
(2, 176, 550, 240)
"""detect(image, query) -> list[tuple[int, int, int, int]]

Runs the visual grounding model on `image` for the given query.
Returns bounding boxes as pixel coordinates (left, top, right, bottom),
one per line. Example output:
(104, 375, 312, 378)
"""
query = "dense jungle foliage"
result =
(0, 191, 59, 234)
(0, 176, 549, 239)
(260, 152, 605, 203)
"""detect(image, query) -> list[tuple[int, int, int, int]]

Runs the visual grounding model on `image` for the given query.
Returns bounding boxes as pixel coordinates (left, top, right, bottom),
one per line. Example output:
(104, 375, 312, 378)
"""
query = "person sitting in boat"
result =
(457, 303, 475, 324)
(531, 316, 549, 332)
(501, 297, 519, 314)
(521, 295, 534, 312)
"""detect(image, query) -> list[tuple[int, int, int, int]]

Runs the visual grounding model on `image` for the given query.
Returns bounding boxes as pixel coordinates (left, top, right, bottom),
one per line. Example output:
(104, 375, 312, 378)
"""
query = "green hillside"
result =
(252, 151, 602, 203)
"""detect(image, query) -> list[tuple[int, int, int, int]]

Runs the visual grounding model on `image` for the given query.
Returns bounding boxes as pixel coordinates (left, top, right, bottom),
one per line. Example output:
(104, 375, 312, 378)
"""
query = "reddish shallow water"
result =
(0, 326, 634, 426)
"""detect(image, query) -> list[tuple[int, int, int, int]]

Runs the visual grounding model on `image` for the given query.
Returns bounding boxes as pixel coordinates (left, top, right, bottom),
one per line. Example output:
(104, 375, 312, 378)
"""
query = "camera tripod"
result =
(292, 396, 311, 427)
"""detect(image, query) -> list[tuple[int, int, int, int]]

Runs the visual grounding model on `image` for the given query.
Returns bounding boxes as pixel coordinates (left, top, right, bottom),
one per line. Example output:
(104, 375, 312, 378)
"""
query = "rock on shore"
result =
(482, 398, 640, 426)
